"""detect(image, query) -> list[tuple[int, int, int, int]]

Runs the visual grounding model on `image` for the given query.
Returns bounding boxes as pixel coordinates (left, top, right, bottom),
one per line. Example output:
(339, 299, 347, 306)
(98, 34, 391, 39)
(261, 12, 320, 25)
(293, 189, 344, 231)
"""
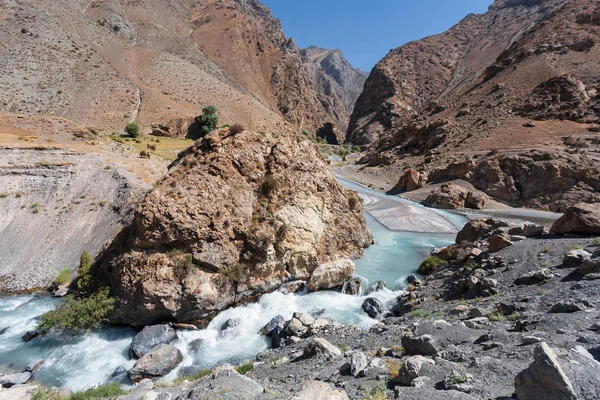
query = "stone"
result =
(450, 305, 469, 315)
(183, 366, 264, 399)
(424, 183, 468, 209)
(262, 315, 286, 335)
(534, 268, 551, 281)
(579, 258, 600, 276)
(465, 191, 486, 210)
(522, 336, 542, 345)
(340, 351, 369, 377)
(550, 301, 589, 313)
(129, 344, 183, 383)
(394, 168, 423, 192)
(515, 343, 577, 400)
(130, 325, 178, 359)
(108, 365, 129, 384)
(0, 384, 40, 400)
(219, 319, 239, 337)
(563, 250, 591, 265)
(293, 312, 315, 326)
(362, 297, 385, 319)
(401, 332, 439, 357)
(306, 259, 355, 292)
(290, 380, 349, 400)
(464, 317, 490, 329)
(468, 308, 486, 319)
(303, 338, 342, 358)
(25, 359, 44, 372)
(0, 372, 32, 388)
(21, 331, 39, 342)
(488, 235, 513, 253)
(285, 317, 308, 338)
(551, 203, 600, 235)
(392, 387, 477, 399)
(407, 275, 421, 286)
(309, 319, 328, 335)
(397, 355, 435, 386)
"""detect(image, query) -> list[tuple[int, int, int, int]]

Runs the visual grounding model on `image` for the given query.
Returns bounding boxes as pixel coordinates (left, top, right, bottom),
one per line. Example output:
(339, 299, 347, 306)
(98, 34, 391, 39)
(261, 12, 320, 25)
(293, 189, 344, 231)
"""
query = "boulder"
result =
(397, 355, 435, 386)
(551, 203, 600, 235)
(579, 258, 600, 276)
(424, 183, 468, 209)
(285, 317, 309, 338)
(303, 338, 342, 358)
(21, 331, 39, 342)
(290, 380, 349, 400)
(456, 219, 508, 244)
(306, 259, 355, 292)
(129, 344, 183, 383)
(25, 360, 44, 372)
(394, 168, 424, 192)
(262, 315, 286, 335)
(488, 235, 513, 253)
(515, 343, 577, 400)
(340, 351, 369, 377)
(130, 324, 178, 359)
(550, 300, 590, 313)
(181, 366, 264, 399)
(362, 297, 385, 319)
(464, 192, 486, 210)
(402, 332, 439, 357)
(0, 372, 32, 388)
(0, 384, 40, 400)
(563, 250, 591, 265)
(293, 312, 315, 326)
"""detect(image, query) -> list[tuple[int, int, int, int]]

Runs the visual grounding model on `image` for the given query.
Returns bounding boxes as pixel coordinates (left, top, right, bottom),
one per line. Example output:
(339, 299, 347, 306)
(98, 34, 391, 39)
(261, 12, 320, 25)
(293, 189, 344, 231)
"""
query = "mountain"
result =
(301, 46, 368, 143)
(345, 0, 600, 210)
(0, 0, 361, 138)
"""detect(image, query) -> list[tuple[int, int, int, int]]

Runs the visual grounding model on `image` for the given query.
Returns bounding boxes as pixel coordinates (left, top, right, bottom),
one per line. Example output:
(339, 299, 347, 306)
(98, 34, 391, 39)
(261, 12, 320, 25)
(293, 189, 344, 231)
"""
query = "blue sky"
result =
(261, 0, 493, 71)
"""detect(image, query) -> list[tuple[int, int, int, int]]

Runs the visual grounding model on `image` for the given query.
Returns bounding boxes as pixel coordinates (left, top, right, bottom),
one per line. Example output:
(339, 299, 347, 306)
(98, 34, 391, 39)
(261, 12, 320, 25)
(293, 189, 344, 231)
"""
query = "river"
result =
(0, 179, 467, 390)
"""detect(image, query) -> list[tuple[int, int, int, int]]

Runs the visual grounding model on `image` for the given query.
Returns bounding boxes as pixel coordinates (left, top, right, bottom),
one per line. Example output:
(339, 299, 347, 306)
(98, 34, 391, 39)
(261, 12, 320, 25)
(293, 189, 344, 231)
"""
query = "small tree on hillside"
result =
(77, 251, 93, 291)
(125, 122, 140, 138)
(196, 105, 219, 136)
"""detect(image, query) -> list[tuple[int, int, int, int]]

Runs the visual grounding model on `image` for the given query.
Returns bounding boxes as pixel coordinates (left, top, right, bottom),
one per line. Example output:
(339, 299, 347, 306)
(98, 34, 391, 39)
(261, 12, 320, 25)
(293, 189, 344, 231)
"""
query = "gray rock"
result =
(130, 325, 178, 359)
(522, 336, 543, 345)
(402, 332, 439, 357)
(262, 315, 285, 335)
(25, 359, 44, 372)
(563, 249, 591, 265)
(468, 308, 486, 319)
(0, 372, 32, 388)
(21, 331, 39, 342)
(550, 300, 590, 313)
(362, 297, 385, 319)
(393, 387, 477, 399)
(397, 355, 435, 386)
(183, 367, 264, 400)
(515, 342, 577, 400)
(464, 317, 490, 329)
(349, 351, 368, 377)
(293, 312, 315, 326)
(290, 380, 349, 400)
(580, 258, 600, 276)
(303, 338, 342, 358)
(129, 344, 183, 383)
(285, 317, 308, 338)
(218, 319, 239, 337)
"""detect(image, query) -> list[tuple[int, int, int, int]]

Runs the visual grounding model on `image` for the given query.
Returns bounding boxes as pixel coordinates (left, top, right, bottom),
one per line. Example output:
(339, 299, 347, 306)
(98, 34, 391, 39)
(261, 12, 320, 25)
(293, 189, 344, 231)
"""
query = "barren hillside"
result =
(344, 0, 600, 211)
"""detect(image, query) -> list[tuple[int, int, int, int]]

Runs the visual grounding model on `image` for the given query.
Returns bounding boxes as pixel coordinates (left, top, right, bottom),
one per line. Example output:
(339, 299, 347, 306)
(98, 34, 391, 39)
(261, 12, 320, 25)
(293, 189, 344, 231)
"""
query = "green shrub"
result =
(32, 387, 65, 400)
(260, 174, 279, 197)
(418, 256, 448, 275)
(220, 263, 245, 283)
(509, 312, 521, 321)
(37, 288, 115, 335)
(124, 122, 140, 138)
(54, 268, 71, 285)
(235, 361, 255, 375)
(593, 237, 600, 246)
(0, 192, 8, 198)
(360, 382, 389, 400)
(196, 105, 219, 136)
(77, 251, 93, 291)
(488, 311, 505, 322)
(301, 130, 309, 137)
(31, 202, 40, 213)
(70, 383, 127, 400)
(351, 145, 361, 153)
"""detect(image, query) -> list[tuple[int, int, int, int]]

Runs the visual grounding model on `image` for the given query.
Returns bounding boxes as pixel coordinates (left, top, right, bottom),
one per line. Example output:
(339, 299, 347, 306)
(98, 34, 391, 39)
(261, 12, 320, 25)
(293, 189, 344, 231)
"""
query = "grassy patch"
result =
(385, 359, 401, 380)
(32, 387, 65, 400)
(417, 256, 448, 275)
(31, 202, 40, 213)
(70, 383, 128, 400)
(488, 311, 505, 322)
(173, 368, 212, 385)
(451, 372, 469, 384)
(593, 237, 600, 247)
(339, 343, 348, 353)
(0, 192, 8, 198)
(509, 312, 521, 321)
(360, 382, 389, 400)
(220, 263, 245, 282)
(235, 361, 255, 375)
(54, 268, 71, 285)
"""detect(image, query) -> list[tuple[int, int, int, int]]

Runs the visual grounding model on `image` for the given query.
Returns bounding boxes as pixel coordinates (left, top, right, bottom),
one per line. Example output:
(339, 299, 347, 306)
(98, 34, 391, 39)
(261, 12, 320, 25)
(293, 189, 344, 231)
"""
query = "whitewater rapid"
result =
(0, 179, 467, 390)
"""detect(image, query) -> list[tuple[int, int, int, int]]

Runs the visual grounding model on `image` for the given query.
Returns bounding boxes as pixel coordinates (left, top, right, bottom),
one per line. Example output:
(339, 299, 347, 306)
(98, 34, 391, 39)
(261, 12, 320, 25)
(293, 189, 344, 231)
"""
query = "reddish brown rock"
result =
(97, 130, 372, 326)
(551, 203, 600, 235)
(394, 169, 426, 192)
(424, 183, 468, 209)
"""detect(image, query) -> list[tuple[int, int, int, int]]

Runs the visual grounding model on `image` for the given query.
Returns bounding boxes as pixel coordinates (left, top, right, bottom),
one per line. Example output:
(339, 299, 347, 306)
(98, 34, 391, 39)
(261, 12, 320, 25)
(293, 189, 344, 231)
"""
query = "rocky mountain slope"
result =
(96, 128, 372, 326)
(345, 0, 600, 211)
(302, 46, 368, 143)
(0, 0, 362, 138)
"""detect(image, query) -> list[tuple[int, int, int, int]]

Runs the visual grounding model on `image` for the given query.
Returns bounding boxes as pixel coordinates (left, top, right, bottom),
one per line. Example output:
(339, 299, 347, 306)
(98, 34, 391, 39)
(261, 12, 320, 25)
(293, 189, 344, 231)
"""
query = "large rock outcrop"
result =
(98, 129, 372, 326)
(551, 203, 600, 235)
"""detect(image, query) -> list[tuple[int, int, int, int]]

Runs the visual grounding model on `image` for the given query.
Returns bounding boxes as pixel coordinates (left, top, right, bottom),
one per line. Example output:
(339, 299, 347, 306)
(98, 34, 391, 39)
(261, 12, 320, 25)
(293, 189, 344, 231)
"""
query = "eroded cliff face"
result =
(97, 129, 372, 326)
